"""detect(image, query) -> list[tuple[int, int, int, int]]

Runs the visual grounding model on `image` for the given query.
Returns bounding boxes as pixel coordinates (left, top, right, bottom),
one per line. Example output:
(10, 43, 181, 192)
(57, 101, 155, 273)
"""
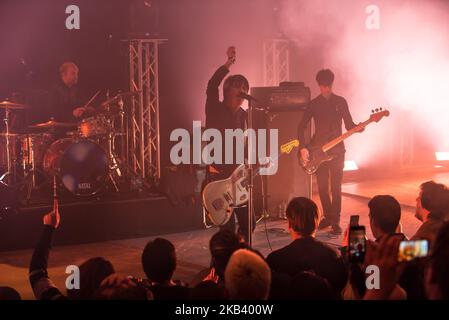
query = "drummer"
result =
(47, 62, 94, 123)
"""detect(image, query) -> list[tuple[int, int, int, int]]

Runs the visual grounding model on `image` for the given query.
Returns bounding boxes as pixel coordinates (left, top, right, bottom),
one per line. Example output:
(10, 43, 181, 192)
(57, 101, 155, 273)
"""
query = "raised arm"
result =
(29, 198, 64, 300)
(205, 47, 236, 118)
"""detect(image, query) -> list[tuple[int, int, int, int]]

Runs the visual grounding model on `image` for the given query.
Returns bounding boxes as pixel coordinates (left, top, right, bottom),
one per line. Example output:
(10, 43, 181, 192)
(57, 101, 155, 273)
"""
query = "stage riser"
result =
(0, 197, 203, 252)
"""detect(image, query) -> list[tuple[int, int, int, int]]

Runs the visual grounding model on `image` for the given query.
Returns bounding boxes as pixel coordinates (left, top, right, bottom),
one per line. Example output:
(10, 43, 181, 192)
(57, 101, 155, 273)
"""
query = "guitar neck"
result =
(322, 118, 372, 153)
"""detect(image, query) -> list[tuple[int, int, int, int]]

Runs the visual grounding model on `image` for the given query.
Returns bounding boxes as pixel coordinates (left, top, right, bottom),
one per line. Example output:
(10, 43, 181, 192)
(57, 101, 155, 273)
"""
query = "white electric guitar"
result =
(202, 139, 300, 226)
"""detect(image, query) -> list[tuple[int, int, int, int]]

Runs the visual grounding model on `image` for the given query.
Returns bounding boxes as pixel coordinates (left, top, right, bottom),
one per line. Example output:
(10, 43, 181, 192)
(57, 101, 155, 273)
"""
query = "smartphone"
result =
(348, 226, 366, 263)
(349, 215, 360, 227)
(398, 240, 429, 262)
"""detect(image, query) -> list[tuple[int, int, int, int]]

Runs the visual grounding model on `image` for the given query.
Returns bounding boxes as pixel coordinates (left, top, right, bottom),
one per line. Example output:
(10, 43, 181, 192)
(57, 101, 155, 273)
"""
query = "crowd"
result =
(0, 180, 448, 300)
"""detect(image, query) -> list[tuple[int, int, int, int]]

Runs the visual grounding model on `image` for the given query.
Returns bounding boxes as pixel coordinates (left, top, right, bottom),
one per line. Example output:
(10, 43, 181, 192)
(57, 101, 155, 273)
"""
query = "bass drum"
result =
(43, 138, 109, 196)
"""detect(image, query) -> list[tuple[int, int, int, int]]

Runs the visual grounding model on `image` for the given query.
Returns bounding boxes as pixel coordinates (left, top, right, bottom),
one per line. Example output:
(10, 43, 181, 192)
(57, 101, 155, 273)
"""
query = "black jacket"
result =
(298, 93, 356, 154)
(46, 81, 83, 123)
(205, 65, 247, 178)
(266, 236, 348, 294)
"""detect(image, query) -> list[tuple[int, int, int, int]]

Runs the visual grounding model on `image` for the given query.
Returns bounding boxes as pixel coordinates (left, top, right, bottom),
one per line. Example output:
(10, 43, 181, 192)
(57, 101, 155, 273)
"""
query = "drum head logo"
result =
(78, 182, 92, 190)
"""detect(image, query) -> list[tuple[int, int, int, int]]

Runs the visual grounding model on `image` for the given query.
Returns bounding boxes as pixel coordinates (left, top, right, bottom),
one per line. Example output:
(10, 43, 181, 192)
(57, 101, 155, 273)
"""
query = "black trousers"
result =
(220, 205, 256, 243)
(315, 153, 345, 226)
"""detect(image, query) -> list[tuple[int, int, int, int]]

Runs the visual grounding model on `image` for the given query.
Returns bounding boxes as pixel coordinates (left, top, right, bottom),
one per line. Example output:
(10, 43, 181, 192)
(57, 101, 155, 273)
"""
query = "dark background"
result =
(0, 0, 301, 166)
(2, 0, 445, 167)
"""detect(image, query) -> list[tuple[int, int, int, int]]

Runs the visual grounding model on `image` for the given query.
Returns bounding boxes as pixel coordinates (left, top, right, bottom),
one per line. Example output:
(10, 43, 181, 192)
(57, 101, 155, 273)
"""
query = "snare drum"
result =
(43, 138, 109, 196)
(78, 115, 110, 138)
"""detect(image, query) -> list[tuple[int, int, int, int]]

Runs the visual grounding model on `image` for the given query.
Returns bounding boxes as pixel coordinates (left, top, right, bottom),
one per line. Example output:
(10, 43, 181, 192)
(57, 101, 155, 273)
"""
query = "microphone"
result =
(238, 92, 258, 102)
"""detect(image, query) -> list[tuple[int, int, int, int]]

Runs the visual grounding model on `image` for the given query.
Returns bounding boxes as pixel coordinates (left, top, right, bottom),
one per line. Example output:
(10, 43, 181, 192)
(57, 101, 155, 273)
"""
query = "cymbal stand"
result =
(104, 95, 126, 193)
(0, 108, 13, 186)
(107, 122, 121, 193)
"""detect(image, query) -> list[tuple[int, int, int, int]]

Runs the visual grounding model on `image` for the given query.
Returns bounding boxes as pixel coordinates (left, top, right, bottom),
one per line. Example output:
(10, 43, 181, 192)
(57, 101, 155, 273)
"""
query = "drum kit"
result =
(0, 92, 134, 202)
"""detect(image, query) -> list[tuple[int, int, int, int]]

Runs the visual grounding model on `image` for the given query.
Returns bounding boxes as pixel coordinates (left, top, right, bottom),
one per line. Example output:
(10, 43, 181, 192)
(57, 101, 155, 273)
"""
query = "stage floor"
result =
(1, 167, 447, 299)
(342, 165, 449, 208)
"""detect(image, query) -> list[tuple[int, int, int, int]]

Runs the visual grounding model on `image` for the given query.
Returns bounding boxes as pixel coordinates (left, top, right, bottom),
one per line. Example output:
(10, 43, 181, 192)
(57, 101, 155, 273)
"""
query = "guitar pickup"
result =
(212, 199, 224, 211)
(223, 192, 232, 204)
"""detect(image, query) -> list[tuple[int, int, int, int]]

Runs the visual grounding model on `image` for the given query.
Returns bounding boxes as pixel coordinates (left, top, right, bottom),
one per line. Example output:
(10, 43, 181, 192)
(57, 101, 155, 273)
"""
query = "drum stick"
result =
(83, 90, 101, 109)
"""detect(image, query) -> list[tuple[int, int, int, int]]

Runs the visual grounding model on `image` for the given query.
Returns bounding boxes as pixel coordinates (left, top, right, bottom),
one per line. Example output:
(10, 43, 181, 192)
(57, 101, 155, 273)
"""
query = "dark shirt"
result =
(346, 233, 426, 300)
(411, 212, 446, 249)
(29, 226, 66, 300)
(298, 93, 356, 154)
(47, 81, 83, 123)
(266, 236, 348, 294)
(205, 66, 247, 178)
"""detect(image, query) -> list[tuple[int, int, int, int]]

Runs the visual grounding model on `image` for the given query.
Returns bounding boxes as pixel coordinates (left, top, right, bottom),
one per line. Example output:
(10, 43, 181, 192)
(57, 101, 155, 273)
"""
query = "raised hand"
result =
(203, 267, 219, 283)
(43, 197, 60, 229)
(100, 273, 137, 289)
(225, 46, 236, 69)
(363, 236, 405, 300)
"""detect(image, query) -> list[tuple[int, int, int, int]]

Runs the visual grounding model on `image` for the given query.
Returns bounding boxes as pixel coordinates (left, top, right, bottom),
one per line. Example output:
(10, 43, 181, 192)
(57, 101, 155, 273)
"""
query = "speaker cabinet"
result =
(251, 85, 312, 217)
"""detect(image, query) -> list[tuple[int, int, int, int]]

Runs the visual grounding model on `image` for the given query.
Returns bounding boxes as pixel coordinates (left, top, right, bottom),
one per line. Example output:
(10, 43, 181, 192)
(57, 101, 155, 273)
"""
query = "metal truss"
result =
(128, 39, 165, 183)
(263, 39, 291, 86)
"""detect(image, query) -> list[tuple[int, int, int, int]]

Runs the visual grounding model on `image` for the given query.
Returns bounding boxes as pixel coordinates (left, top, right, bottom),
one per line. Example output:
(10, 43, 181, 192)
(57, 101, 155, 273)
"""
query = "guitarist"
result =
(204, 46, 255, 242)
(298, 69, 362, 234)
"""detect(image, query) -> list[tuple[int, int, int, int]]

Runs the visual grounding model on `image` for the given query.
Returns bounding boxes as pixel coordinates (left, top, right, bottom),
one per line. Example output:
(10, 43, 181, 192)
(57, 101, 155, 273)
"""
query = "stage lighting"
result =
(435, 152, 449, 161)
(344, 160, 359, 171)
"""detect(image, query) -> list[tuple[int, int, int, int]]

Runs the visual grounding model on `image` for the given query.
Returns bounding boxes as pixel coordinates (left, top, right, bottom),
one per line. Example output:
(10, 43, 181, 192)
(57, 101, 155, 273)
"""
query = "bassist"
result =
(298, 69, 362, 234)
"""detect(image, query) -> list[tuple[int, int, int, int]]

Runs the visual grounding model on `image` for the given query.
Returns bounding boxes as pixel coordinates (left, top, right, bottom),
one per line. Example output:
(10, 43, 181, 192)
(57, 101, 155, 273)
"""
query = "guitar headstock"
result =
(369, 108, 390, 122)
(280, 139, 300, 154)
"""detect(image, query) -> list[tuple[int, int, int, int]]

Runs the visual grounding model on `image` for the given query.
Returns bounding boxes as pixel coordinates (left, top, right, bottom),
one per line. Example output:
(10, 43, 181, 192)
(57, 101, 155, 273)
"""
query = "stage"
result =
(0, 192, 205, 252)
(1, 165, 447, 299)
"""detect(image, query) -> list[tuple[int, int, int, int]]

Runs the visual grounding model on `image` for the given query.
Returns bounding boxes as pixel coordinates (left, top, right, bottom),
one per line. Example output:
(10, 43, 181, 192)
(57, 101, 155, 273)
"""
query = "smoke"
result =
(279, 0, 449, 166)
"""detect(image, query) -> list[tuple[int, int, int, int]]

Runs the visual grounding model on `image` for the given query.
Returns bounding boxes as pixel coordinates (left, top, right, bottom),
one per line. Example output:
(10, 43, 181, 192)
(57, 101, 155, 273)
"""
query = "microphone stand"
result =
(241, 92, 267, 247)
(247, 97, 254, 247)
(240, 93, 269, 247)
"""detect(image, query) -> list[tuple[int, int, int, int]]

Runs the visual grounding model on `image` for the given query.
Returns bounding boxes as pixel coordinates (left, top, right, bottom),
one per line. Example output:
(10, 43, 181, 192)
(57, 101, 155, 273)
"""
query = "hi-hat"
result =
(29, 120, 77, 129)
(0, 100, 31, 110)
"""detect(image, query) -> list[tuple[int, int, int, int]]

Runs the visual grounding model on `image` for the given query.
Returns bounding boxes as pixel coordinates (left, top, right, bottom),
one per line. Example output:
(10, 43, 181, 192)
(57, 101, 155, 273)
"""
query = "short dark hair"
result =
(368, 195, 401, 234)
(430, 221, 449, 299)
(66, 257, 115, 300)
(223, 74, 249, 96)
(420, 181, 448, 214)
(286, 197, 320, 236)
(209, 230, 246, 280)
(316, 69, 334, 86)
(0, 286, 21, 300)
(141, 238, 176, 283)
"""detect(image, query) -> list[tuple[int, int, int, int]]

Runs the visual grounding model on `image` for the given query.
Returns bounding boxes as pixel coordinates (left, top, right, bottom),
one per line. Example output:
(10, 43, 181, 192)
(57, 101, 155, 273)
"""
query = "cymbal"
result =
(0, 132, 19, 136)
(29, 120, 77, 129)
(100, 91, 140, 107)
(0, 100, 31, 110)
